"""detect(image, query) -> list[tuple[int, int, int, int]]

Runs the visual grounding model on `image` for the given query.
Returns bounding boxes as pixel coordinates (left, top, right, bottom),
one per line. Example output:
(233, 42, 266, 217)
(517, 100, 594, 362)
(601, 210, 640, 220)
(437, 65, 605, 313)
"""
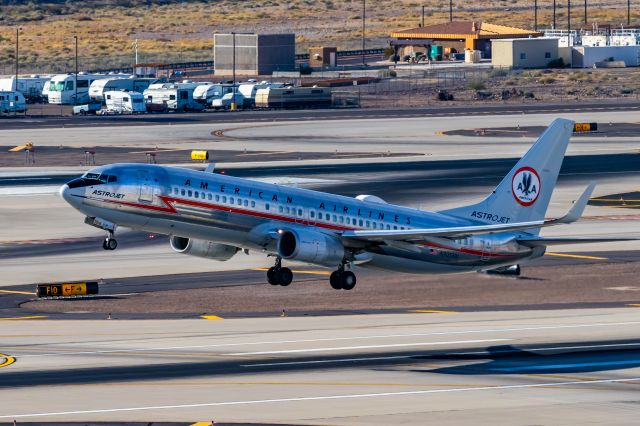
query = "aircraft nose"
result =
(59, 184, 72, 203)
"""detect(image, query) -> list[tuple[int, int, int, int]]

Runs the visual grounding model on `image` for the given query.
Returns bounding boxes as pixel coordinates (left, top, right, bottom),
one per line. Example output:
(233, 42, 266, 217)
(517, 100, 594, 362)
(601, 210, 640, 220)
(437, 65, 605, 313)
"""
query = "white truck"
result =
(102, 91, 146, 114)
(0, 91, 26, 114)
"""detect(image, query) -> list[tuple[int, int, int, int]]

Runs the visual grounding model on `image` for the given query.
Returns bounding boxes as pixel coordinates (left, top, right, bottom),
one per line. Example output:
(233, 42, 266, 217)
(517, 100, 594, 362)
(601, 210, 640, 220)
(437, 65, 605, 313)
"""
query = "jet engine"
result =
(277, 229, 345, 266)
(170, 236, 239, 261)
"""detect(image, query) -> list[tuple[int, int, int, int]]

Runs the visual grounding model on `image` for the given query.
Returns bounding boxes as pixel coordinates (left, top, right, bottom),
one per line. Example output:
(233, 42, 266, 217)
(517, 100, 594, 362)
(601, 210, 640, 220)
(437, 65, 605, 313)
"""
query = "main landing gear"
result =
(329, 265, 356, 290)
(267, 257, 293, 286)
(102, 232, 118, 251)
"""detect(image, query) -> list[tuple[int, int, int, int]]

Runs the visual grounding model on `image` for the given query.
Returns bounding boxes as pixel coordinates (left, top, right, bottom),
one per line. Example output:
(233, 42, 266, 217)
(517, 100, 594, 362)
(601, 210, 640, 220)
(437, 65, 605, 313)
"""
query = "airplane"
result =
(59, 118, 632, 290)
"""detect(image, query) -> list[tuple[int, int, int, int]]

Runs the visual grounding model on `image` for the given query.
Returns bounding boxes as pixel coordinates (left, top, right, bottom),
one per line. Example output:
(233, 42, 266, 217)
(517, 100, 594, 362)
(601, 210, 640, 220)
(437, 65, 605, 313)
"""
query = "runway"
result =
(1, 308, 640, 424)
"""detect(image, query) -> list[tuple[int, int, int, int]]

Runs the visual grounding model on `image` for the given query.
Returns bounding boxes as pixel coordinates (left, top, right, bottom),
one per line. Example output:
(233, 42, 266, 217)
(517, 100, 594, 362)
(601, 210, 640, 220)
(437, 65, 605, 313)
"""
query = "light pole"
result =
(74, 35, 78, 105)
(534, 0, 538, 30)
(449, 0, 453, 22)
(421, 5, 425, 27)
(132, 39, 139, 74)
(553, 0, 557, 28)
(362, 0, 366, 65)
(15, 27, 21, 92)
(232, 32, 236, 110)
(628, 0, 631, 25)
(584, 0, 587, 24)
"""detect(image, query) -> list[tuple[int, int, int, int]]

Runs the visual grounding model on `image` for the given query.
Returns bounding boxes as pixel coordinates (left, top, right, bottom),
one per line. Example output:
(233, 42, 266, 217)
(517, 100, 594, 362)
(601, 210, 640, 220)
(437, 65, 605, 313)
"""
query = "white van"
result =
(103, 90, 146, 114)
(0, 91, 26, 113)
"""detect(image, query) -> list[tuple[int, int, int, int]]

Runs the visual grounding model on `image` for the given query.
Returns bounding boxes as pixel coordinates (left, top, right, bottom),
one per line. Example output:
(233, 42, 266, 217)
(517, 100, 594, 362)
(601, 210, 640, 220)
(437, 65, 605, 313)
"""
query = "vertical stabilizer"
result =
(440, 118, 574, 232)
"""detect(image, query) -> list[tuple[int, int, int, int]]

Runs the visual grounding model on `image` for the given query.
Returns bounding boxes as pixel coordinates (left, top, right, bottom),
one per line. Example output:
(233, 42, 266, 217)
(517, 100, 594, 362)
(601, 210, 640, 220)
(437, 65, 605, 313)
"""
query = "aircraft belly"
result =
(361, 253, 474, 274)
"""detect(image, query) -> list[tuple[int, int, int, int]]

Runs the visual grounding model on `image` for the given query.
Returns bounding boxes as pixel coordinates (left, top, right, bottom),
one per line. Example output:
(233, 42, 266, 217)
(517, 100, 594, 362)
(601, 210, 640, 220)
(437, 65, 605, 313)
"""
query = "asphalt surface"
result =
(2, 100, 640, 129)
(1, 309, 640, 424)
(445, 122, 640, 138)
(4, 153, 640, 206)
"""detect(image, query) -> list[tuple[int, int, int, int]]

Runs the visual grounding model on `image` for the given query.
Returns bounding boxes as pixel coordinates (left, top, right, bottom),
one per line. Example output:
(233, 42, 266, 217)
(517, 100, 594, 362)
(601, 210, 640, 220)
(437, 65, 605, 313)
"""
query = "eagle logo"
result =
(512, 167, 541, 206)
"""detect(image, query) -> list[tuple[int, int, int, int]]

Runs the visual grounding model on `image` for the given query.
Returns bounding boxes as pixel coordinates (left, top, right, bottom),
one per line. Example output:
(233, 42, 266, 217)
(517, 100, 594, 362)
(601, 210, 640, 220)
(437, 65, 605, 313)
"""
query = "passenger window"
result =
(333, 214, 337, 221)
(202, 193, 206, 199)
(359, 219, 363, 226)
(208, 193, 212, 200)
(366, 221, 370, 227)
(181, 189, 185, 196)
(286, 207, 290, 214)
(215, 195, 220, 201)
(266, 203, 270, 210)
(237, 198, 242, 205)
(310, 211, 315, 218)
(244, 200, 248, 207)
(222, 196, 227, 203)
(188, 190, 192, 197)
(346, 218, 350, 224)
(339, 216, 344, 223)
(386, 224, 391, 230)
(229, 197, 234, 204)
(393, 226, 398, 230)
(373, 222, 377, 229)
(174, 188, 178, 195)
(279, 206, 284, 213)
(195, 191, 199, 198)
(326, 213, 330, 220)
(298, 209, 303, 216)
(251, 201, 256, 207)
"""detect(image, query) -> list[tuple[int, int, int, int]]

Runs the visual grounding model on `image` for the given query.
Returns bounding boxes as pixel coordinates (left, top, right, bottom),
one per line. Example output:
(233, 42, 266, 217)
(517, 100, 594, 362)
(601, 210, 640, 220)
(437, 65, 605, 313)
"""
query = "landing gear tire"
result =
(340, 271, 356, 290)
(103, 237, 117, 250)
(329, 271, 342, 290)
(329, 270, 357, 290)
(267, 267, 279, 285)
(276, 267, 293, 286)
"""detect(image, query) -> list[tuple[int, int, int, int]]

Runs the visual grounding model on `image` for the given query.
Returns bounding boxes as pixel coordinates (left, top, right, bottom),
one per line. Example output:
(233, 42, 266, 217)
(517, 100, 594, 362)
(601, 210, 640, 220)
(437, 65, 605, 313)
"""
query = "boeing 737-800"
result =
(59, 118, 630, 290)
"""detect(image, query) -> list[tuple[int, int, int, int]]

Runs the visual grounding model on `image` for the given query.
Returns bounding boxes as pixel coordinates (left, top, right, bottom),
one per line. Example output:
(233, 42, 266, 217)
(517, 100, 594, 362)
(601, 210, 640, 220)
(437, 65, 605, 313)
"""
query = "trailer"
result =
(47, 72, 131, 105)
(192, 83, 235, 106)
(89, 77, 158, 102)
(0, 75, 52, 103)
(102, 90, 146, 114)
(237, 81, 287, 107)
(143, 83, 204, 111)
(254, 86, 331, 109)
(0, 91, 26, 114)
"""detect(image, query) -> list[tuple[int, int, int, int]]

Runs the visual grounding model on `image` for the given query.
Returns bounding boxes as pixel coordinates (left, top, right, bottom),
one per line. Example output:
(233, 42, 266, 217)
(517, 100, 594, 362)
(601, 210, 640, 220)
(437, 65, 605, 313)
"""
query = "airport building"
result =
(491, 38, 560, 68)
(214, 33, 296, 76)
(390, 21, 542, 59)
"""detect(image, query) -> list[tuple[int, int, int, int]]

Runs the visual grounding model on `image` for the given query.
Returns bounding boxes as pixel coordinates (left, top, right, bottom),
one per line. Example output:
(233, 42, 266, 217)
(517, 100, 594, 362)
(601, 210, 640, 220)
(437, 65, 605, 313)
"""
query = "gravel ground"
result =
(22, 261, 640, 316)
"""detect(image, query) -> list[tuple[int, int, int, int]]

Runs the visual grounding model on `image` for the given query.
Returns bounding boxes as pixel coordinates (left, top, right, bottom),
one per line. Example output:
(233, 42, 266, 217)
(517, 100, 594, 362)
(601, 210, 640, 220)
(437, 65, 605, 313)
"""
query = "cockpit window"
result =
(67, 173, 117, 188)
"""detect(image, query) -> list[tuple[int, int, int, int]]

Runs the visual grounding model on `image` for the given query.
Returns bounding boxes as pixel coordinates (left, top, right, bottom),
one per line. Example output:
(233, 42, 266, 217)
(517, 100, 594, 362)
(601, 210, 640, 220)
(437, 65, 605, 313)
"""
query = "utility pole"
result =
(231, 32, 236, 110)
(628, 0, 631, 25)
(449, 0, 453, 22)
(584, 0, 587, 24)
(14, 27, 19, 92)
(132, 39, 139, 73)
(553, 0, 557, 28)
(534, 0, 538, 31)
(362, 0, 366, 65)
(74, 35, 78, 105)
(421, 5, 425, 27)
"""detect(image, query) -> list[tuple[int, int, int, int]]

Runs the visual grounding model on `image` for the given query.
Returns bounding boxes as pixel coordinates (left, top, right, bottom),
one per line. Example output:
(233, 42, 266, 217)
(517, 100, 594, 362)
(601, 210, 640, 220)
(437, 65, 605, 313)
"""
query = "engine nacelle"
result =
(277, 229, 345, 267)
(170, 236, 239, 261)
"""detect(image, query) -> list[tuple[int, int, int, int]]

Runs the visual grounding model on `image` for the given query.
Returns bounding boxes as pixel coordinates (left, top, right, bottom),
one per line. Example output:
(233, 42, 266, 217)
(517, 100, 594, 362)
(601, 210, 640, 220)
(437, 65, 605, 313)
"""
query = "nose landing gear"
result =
(102, 232, 118, 251)
(266, 257, 293, 286)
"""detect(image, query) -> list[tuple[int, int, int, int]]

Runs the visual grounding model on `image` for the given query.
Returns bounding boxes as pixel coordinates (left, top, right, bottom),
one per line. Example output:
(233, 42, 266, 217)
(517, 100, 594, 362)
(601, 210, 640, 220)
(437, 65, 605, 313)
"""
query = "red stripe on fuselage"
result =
(90, 195, 515, 259)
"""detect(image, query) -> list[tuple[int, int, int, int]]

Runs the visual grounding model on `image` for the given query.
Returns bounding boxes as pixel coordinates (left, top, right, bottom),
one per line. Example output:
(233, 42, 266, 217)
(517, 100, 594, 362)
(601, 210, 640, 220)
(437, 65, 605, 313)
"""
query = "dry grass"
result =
(0, 0, 636, 72)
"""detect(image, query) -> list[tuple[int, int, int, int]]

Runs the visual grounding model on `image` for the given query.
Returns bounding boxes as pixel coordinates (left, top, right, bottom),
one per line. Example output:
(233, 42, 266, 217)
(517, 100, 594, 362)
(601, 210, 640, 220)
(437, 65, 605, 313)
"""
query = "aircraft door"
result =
(481, 238, 493, 262)
(137, 170, 154, 203)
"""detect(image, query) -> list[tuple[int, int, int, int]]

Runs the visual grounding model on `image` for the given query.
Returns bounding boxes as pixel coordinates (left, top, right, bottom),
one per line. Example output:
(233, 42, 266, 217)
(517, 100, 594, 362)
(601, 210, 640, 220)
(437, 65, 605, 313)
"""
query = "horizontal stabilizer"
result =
(518, 236, 640, 247)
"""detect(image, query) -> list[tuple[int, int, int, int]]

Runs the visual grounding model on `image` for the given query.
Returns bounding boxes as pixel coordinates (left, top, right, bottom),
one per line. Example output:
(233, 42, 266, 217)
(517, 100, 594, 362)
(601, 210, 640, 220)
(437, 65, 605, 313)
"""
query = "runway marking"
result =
(4, 377, 640, 419)
(201, 315, 223, 320)
(0, 316, 47, 321)
(496, 359, 640, 372)
(191, 422, 214, 426)
(0, 353, 15, 369)
(254, 268, 331, 276)
(545, 252, 608, 260)
(13, 322, 640, 358)
(228, 339, 511, 356)
(626, 304, 640, 307)
(599, 205, 640, 209)
(456, 342, 640, 355)
(409, 310, 458, 314)
(0, 289, 34, 295)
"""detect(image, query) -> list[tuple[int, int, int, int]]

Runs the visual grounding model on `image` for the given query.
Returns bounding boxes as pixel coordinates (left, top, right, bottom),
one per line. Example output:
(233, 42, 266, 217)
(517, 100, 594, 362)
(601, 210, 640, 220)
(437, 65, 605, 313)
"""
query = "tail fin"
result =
(440, 118, 574, 232)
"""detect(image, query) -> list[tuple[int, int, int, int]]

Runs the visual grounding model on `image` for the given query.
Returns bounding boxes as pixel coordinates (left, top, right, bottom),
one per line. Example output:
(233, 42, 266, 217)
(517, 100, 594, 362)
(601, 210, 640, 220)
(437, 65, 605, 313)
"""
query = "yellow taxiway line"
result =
(545, 252, 608, 260)
(0, 289, 35, 295)
(0, 353, 16, 369)
(409, 309, 458, 314)
(0, 316, 48, 321)
(200, 315, 223, 320)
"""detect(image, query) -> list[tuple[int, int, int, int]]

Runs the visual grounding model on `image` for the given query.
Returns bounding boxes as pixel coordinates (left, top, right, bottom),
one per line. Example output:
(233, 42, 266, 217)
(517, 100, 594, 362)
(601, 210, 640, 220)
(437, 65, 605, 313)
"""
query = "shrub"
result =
(468, 80, 486, 90)
(547, 57, 565, 68)
(489, 68, 509, 78)
(539, 76, 555, 84)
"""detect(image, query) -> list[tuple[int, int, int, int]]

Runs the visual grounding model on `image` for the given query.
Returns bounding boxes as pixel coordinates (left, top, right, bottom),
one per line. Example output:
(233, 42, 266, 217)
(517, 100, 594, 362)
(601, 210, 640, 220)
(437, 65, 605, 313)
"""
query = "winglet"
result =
(547, 183, 596, 225)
